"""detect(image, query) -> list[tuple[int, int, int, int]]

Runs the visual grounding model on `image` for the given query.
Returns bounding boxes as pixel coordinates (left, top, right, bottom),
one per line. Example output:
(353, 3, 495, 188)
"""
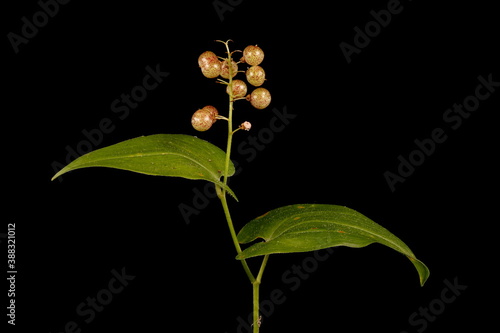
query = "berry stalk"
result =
(216, 39, 256, 283)
(198, 39, 272, 332)
(218, 40, 267, 333)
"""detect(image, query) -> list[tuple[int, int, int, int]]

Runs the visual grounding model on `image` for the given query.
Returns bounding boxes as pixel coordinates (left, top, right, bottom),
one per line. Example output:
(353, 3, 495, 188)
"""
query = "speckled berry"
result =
(246, 66, 266, 87)
(191, 109, 214, 131)
(220, 59, 238, 79)
(198, 51, 217, 67)
(249, 88, 271, 109)
(243, 45, 264, 66)
(198, 51, 221, 78)
(202, 105, 218, 119)
(226, 79, 248, 99)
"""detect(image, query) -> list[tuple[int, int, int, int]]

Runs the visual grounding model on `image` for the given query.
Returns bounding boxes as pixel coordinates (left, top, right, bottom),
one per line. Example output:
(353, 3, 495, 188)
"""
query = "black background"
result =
(3, 0, 498, 332)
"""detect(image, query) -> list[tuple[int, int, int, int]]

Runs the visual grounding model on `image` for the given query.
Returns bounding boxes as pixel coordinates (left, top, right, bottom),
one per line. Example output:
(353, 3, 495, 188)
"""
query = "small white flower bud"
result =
(241, 121, 252, 131)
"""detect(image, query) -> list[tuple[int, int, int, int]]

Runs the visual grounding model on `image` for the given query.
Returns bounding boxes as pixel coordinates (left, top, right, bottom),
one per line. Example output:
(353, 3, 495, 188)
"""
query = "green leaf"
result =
(237, 204, 429, 286)
(52, 134, 237, 199)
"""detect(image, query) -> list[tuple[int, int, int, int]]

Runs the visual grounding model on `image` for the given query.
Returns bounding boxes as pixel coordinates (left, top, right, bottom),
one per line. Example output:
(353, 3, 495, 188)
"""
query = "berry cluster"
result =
(192, 41, 271, 132)
(191, 105, 219, 132)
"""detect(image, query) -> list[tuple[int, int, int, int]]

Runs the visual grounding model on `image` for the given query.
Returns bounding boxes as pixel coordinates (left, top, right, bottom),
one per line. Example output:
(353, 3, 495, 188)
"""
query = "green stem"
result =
(217, 40, 255, 283)
(253, 283, 260, 332)
(220, 193, 255, 283)
(216, 40, 270, 332)
(252, 254, 270, 333)
(256, 254, 270, 283)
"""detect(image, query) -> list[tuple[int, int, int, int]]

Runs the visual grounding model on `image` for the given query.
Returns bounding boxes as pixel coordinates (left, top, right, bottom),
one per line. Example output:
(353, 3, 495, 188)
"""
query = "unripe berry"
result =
(226, 79, 248, 98)
(201, 64, 221, 78)
(248, 88, 271, 109)
(220, 59, 238, 79)
(202, 105, 218, 119)
(246, 66, 266, 87)
(198, 51, 218, 67)
(198, 51, 221, 78)
(242, 45, 264, 66)
(191, 109, 215, 131)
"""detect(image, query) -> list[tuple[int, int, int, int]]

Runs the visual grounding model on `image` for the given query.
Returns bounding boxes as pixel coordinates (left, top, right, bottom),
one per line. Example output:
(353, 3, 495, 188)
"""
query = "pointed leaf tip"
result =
(237, 204, 429, 286)
(51, 134, 237, 199)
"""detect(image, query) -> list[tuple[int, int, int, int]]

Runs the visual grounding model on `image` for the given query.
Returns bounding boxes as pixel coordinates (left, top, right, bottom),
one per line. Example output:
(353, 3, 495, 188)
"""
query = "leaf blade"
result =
(51, 134, 236, 198)
(237, 204, 429, 286)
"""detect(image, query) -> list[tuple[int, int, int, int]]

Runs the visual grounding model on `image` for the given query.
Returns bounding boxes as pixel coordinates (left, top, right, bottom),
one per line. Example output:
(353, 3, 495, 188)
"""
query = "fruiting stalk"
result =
(216, 39, 267, 333)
